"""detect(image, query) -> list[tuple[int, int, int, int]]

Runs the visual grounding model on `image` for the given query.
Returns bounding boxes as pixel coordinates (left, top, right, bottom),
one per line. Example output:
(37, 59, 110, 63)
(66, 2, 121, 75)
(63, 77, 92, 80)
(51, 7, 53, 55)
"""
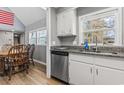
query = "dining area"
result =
(0, 44, 63, 85)
(0, 7, 64, 85)
(0, 44, 35, 82)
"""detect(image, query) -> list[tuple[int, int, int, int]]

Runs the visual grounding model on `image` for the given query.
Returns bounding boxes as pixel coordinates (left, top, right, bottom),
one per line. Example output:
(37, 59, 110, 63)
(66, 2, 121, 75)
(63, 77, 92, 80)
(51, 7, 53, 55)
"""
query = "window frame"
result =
(29, 31, 37, 45)
(79, 7, 122, 46)
(28, 27, 47, 45)
(37, 29, 47, 45)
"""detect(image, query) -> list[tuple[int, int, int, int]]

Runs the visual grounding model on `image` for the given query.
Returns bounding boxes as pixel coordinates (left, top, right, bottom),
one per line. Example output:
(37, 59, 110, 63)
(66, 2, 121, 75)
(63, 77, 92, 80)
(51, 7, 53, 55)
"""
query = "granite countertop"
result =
(51, 49, 124, 58)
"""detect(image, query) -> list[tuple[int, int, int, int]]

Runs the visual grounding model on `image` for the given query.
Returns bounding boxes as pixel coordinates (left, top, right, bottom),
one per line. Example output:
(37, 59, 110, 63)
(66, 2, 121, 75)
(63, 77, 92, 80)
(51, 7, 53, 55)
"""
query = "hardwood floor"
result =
(0, 63, 66, 85)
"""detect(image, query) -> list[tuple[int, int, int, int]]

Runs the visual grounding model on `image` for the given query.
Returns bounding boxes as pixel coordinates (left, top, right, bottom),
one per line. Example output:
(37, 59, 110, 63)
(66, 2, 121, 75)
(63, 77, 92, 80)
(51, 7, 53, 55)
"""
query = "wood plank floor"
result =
(0, 63, 66, 85)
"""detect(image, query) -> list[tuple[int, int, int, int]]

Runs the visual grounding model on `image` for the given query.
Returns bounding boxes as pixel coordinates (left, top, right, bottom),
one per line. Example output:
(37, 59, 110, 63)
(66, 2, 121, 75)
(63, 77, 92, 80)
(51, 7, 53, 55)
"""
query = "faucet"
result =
(95, 35, 98, 52)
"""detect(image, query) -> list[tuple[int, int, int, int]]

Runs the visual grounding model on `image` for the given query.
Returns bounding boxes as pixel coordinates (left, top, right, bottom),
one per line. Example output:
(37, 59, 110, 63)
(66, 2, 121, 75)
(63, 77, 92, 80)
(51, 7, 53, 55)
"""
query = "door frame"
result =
(46, 8, 51, 78)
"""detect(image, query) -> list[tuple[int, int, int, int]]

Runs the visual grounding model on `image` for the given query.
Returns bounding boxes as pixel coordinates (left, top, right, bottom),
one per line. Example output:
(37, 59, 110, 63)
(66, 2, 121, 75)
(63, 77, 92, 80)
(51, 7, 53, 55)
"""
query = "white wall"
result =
(0, 31, 13, 46)
(50, 8, 60, 46)
(25, 17, 47, 63)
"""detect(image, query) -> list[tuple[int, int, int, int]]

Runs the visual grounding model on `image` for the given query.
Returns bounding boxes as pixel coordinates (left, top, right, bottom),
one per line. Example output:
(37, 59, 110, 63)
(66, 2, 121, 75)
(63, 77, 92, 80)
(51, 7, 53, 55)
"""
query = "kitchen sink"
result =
(79, 50, 118, 55)
(95, 51, 118, 55)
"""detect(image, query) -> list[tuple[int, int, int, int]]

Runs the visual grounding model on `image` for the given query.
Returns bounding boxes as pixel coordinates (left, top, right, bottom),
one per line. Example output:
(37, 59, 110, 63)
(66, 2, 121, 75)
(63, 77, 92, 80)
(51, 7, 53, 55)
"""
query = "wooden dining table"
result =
(0, 50, 9, 57)
(0, 49, 28, 57)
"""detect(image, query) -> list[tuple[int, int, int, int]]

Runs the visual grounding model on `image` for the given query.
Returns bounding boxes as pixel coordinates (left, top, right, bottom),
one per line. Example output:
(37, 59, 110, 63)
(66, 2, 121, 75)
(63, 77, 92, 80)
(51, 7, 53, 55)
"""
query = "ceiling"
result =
(9, 7, 46, 26)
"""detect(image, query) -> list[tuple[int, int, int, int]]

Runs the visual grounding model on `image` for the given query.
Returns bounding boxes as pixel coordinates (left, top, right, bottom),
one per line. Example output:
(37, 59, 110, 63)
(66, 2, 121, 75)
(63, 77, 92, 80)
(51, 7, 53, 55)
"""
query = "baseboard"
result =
(33, 59, 46, 65)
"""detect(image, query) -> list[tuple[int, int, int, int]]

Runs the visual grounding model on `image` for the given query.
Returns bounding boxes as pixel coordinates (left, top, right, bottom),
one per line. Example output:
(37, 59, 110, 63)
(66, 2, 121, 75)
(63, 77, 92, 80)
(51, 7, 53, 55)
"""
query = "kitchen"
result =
(1, 0, 124, 93)
(48, 7, 124, 85)
(0, 7, 124, 85)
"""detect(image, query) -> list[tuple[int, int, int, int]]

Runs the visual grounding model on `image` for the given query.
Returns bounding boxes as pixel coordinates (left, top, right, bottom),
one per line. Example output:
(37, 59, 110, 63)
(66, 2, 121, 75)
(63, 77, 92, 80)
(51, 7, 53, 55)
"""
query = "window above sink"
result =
(79, 8, 122, 46)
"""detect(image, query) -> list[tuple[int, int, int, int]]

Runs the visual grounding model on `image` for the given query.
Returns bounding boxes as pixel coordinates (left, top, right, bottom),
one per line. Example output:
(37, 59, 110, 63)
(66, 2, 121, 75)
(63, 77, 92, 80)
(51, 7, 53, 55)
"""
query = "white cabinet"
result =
(94, 66, 124, 85)
(57, 9, 77, 36)
(69, 60, 93, 85)
(69, 53, 124, 85)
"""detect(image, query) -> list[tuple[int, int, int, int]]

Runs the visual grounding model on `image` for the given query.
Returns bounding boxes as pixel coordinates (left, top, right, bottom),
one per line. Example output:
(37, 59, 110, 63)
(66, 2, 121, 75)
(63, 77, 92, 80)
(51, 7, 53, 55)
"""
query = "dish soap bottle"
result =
(84, 40, 89, 50)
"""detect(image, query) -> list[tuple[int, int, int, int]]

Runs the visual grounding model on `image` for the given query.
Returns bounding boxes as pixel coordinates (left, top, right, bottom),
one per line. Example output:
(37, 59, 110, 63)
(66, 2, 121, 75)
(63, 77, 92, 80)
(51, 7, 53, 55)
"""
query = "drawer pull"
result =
(90, 68, 92, 74)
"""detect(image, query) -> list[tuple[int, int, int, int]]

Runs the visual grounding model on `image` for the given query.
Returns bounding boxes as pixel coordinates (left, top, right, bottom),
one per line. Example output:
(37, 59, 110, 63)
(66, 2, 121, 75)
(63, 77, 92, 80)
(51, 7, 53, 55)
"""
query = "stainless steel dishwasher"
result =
(51, 50, 69, 83)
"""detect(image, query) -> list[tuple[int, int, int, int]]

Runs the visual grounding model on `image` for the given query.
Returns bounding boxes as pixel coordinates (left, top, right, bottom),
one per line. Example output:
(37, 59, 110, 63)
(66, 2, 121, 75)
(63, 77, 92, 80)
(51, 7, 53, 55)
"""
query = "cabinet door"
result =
(64, 11, 72, 35)
(65, 10, 76, 35)
(94, 66, 124, 85)
(57, 14, 64, 35)
(62, 13, 67, 35)
(57, 14, 61, 35)
(57, 9, 76, 36)
(69, 60, 93, 85)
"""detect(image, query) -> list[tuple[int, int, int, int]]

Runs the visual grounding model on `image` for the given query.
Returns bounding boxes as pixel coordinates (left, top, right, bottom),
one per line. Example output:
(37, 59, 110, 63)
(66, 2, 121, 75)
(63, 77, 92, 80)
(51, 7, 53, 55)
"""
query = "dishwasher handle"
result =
(51, 51, 68, 56)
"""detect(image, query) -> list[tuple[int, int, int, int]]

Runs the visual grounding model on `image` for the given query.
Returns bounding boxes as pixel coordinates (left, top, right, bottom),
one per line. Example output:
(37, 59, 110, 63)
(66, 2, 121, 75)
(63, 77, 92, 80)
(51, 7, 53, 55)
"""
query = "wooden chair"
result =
(7, 45, 29, 80)
(0, 44, 12, 75)
(0, 57, 5, 75)
(28, 44, 35, 66)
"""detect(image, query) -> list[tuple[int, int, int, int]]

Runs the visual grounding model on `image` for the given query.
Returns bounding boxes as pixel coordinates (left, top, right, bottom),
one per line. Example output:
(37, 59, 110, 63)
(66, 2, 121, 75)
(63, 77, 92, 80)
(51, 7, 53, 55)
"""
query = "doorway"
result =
(14, 33, 25, 45)
(14, 33, 20, 45)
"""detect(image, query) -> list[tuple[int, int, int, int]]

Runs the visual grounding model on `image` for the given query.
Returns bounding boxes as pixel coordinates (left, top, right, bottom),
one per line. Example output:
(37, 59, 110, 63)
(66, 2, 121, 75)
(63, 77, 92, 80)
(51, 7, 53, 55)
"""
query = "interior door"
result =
(69, 60, 93, 85)
(94, 66, 124, 85)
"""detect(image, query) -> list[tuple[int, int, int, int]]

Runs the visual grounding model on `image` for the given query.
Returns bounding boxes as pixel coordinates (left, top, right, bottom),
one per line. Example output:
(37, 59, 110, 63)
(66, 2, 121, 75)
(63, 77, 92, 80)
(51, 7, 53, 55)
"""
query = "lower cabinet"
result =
(94, 66, 124, 85)
(69, 60, 93, 85)
(69, 53, 124, 85)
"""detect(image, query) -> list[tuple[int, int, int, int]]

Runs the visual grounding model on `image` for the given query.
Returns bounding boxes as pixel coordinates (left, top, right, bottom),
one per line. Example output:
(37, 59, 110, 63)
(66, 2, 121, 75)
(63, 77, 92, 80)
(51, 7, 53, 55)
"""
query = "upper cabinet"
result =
(57, 8, 77, 37)
(79, 8, 123, 46)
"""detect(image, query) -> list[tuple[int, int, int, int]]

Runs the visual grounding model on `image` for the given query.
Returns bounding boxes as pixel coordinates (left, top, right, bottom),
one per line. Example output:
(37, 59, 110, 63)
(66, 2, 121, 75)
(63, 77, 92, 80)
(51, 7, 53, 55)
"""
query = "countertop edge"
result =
(51, 49, 124, 58)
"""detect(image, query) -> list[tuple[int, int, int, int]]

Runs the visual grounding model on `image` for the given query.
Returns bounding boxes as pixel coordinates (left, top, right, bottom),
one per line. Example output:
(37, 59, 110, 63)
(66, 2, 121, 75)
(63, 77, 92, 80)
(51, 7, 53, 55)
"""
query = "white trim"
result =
(33, 59, 46, 65)
(118, 8, 123, 45)
(79, 7, 123, 46)
(57, 7, 77, 15)
(79, 7, 119, 19)
(27, 27, 46, 32)
(46, 8, 51, 78)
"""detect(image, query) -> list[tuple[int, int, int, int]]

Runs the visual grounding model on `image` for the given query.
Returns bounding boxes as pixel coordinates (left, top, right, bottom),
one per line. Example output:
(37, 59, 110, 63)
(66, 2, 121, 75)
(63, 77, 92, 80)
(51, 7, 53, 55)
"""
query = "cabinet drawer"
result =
(69, 53, 93, 64)
(94, 56, 124, 70)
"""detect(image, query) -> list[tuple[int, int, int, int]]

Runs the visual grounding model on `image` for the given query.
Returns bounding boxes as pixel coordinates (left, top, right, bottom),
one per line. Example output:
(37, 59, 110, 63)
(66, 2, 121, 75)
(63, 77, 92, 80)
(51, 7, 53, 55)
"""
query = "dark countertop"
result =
(51, 49, 124, 58)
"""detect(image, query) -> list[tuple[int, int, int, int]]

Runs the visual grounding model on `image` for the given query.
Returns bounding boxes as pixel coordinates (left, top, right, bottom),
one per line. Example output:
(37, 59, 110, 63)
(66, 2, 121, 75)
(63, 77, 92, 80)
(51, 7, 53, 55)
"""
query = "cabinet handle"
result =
(90, 67, 92, 74)
(96, 69, 98, 75)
